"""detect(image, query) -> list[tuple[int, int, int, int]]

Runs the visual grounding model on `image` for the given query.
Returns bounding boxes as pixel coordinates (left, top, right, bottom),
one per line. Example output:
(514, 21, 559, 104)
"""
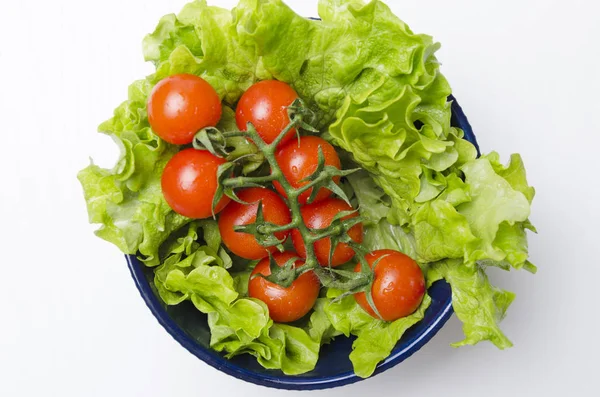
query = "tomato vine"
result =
(194, 99, 383, 319)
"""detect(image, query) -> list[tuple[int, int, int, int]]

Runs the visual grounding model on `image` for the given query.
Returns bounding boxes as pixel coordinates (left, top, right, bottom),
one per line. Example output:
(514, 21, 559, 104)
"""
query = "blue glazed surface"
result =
(126, 96, 479, 390)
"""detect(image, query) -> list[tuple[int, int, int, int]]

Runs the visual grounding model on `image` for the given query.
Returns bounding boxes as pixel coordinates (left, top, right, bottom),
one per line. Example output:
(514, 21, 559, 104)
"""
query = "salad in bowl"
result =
(78, 0, 536, 381)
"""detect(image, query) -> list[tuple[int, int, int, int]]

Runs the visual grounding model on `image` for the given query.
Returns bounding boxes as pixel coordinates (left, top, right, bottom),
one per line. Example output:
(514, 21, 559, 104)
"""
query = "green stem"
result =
(314, 267, 372, 291)
(222, 174, 278, 188)
(243, 119, 323, 276)
(259, 220, 301, 234)
(271, 117, 299, 148)
(221, 131, 247, 138)
(295, 173, 328, 195)
(305, 226, 342, 244)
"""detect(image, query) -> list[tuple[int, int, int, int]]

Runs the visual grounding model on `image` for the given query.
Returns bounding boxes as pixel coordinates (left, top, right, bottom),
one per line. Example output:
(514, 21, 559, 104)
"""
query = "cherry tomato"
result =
(248, 252, 320, 323)
(235, 80, 299, 146)
(148, 74, 222, 145)
(291, 198, 363, 267)
(161, 148, 230, 219)
(218, 188, 291, 260)
(273, 136, 342, 205)
(354, 250, 426, 322)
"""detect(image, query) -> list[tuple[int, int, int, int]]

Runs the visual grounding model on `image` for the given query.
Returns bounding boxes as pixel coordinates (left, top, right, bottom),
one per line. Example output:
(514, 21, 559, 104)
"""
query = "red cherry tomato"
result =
(218, 188, 291, 260)
(148, 74, 222, 145)
(161, 148, 230, 219)
(291, 198, 363, 267)
(354, 250, 426, 322)
(273, 136, 342, 205)
(248, 252, 320, 323)
(235, 80, 299, 146)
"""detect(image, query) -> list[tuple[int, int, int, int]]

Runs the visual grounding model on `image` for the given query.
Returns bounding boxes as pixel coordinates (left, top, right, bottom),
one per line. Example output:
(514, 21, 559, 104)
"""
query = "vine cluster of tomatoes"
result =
(148, 74, 426, 323)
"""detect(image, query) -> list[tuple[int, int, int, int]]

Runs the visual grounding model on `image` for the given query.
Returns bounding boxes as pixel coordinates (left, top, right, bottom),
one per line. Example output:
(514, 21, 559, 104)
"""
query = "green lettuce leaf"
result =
(256, 324, 321, 375)
(458, 158, 531, 266)
(350, 294, 431, 378)
(78, 77, 191, 266)
(154, 221, 333, 375)
(363, 220, 418, 260)
(412, 200, 476, 263)
(485, 152, 535, 204)
(144, 0, 272, 105)
(143, 14, 204, 65)
(307, 298, 342, 344)
(324, 289, 376, 337)
(427, 260, 515, 349)
(351, 155, 533, 351)
(324, 289, 431, 378)
(347, 171, 418, 258)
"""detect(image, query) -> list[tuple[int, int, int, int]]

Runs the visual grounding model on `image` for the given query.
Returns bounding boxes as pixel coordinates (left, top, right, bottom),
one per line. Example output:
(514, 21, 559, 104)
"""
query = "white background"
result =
(1, 0, 599, 396)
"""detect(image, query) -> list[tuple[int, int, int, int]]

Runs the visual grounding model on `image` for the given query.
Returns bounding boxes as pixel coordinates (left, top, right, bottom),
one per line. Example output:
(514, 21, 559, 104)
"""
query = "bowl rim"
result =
(125, 95, 478, 390)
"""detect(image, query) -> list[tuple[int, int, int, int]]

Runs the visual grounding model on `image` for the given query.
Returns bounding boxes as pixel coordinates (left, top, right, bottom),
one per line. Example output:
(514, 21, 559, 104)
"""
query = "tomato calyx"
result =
(193, 126, 265, 175)
(285, 98, 320, 135)
(250, 252, 302, 288)
(295, 147, 359, 205)
(233, 200, 288, 251)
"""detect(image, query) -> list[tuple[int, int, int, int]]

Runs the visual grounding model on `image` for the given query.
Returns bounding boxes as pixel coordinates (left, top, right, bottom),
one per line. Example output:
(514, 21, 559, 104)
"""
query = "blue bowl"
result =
(126, 95, 479, 390)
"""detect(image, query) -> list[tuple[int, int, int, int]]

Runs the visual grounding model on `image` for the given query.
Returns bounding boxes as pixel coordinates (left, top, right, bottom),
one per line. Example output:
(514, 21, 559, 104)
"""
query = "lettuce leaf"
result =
(427, 260, 515, 349)
(350, 155, 534, 351)
(485, 152, 536, 204)
(154, 221, 330, 375)
(324, 289, 431, 378)
(349, 294, 431, 378)
(412, 200, 476, 263)
(458, 158, 531, 266)
(78, 78, 191, 267)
